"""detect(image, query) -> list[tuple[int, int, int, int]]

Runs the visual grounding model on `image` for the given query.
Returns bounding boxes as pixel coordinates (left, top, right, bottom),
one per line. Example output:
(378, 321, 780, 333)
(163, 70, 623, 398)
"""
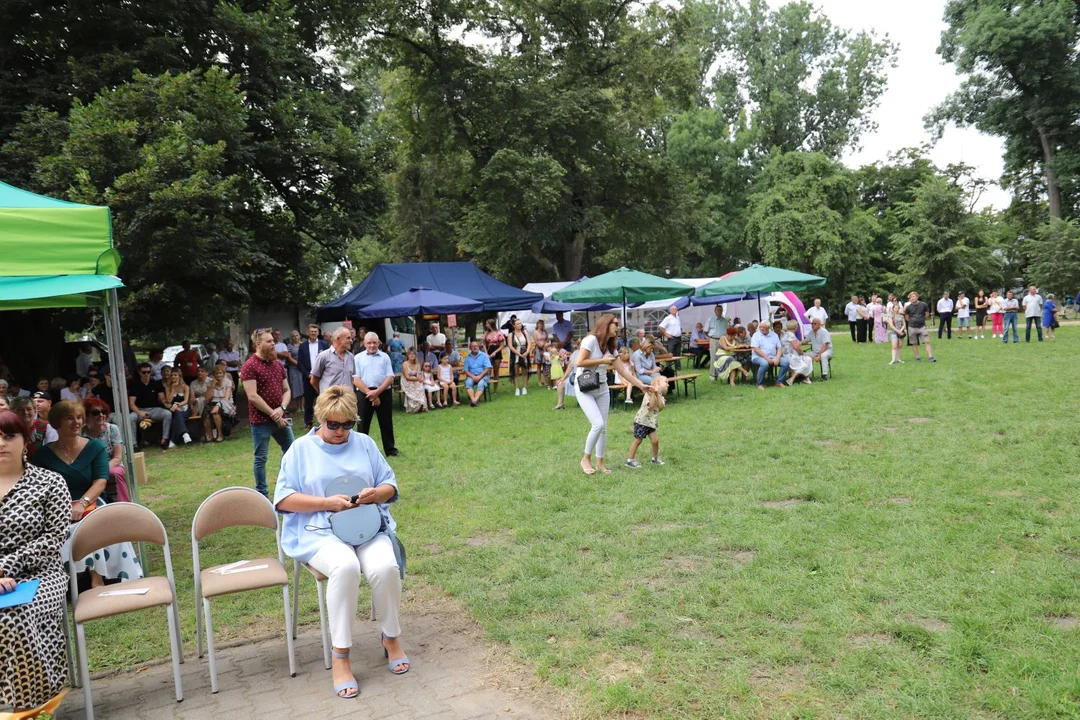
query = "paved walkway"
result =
(54, 595, 563, 719)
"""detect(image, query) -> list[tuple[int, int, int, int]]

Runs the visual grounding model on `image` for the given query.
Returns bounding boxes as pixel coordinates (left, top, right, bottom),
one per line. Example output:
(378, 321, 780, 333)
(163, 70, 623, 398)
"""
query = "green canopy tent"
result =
(552, 267, 695, 329)
(694, 264, 826, 321)
(0, 181, 138, 503)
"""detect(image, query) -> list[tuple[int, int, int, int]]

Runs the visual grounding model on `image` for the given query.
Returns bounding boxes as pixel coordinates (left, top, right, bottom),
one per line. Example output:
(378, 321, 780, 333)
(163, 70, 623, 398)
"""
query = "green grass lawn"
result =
(83, 328, 1080, 718)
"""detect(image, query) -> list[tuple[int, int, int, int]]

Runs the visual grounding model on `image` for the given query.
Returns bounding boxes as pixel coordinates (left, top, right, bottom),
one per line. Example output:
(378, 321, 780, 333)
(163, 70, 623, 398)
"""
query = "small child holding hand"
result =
(625, 375, 668, 468)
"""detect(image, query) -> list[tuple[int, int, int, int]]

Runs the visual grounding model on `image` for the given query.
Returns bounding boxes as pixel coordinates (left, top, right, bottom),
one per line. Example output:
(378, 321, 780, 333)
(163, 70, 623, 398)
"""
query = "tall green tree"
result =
(744, 151, 877, 304)
(1023, 219, 1080, 296)
(930, 0, 1080, 220)
(1, 0, 383, 338)
(892, 175, 1003, 294)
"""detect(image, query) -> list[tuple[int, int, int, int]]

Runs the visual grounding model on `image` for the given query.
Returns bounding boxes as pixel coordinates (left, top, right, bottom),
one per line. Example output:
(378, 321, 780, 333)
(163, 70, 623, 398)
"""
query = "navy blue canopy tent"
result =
(357, 287, 485, 318)
(318, 262, 543, 321)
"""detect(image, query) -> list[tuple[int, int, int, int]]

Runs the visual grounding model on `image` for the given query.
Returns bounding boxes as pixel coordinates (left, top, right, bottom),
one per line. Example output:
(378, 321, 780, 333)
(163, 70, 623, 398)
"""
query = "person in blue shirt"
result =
(462, 341, 492, 407)
(749, 322, 789, 389)
(1043, 293, 1058, 339)
(274, 386, 408, 699)
(387, 333, 405, 374)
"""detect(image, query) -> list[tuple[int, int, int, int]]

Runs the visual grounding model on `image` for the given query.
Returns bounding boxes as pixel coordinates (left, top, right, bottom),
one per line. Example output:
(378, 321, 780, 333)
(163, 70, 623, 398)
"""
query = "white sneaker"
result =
(897, 359, 905, 364)
(522, 387, 528, 395)
(168, 441, 177, 449)
(182, 432, 192, 444)
(888, 360, 896, 365)
(515, 388, 521, 396)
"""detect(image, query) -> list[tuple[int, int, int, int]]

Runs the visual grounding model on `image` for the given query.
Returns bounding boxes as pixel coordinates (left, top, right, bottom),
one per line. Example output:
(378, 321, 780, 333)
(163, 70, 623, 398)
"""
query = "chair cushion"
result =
(302, 562, 327, 582)
(200, 557, 288, 598)
(75, 577, 174, 623)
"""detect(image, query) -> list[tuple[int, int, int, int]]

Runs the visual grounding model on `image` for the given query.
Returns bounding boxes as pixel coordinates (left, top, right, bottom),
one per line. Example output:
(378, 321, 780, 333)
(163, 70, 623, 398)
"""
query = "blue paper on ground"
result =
(0, 578, 40, 609)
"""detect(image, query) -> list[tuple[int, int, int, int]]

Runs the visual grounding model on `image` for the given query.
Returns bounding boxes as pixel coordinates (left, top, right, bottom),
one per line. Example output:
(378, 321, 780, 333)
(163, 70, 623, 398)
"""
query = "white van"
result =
(321, 317, 417, 350)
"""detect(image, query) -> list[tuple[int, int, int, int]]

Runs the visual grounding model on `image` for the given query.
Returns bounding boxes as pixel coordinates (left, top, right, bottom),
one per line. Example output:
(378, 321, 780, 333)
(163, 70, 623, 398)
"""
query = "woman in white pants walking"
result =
(575, 314, 654, 476)
(274, 386, 408, 700)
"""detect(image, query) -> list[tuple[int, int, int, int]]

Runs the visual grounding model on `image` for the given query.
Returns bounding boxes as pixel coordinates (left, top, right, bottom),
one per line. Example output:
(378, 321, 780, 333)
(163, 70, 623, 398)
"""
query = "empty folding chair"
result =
(192, 487, 296, 692)
(67, 503, 183, 720)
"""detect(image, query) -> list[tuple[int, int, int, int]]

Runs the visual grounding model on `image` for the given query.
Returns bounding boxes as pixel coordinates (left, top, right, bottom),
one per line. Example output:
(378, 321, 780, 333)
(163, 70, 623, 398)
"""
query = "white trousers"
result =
(576, 381, 609, 458)
(308, 535, 401, 649)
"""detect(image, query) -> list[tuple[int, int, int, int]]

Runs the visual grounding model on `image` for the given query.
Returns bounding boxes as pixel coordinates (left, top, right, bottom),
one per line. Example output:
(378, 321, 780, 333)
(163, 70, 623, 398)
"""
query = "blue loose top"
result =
(273, 431, 398, 563)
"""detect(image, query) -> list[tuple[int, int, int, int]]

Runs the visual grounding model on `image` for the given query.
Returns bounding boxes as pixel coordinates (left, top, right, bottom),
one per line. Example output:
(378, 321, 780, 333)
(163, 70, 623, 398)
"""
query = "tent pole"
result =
(103, 288, 138, 505)
(103, 289, 145, 568)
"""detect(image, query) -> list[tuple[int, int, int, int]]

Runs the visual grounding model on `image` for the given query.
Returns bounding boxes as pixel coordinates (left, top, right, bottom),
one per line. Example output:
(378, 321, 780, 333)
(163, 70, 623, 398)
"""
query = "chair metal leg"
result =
(369, 596, 375, 622)
(195, 590, 204, 658)
(167, 600, 185, 702)
(61, 602, 79, 688)
(76, 623, 93, 720)
(172, 600, 185, 664)
(315, 578, 331, 670)
(282, 585, 297, 678)
(204, 598, 218, 693)
(291, 565, 300, 640)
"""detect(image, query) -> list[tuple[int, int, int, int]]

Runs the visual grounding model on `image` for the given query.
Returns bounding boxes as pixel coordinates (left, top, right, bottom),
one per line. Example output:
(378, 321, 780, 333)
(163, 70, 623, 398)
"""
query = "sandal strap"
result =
(332, 650, 351, 659)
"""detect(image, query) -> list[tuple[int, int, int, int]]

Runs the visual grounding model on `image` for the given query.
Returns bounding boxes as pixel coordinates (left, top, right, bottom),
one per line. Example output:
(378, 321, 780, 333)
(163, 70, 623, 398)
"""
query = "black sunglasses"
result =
(87, 409, 106, 417)
(324, 420, 354, 431)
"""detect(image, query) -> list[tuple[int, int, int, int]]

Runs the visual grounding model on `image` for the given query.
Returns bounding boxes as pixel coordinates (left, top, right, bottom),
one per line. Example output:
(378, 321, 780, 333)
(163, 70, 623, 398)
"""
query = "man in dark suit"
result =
(297, 323, 329, 428)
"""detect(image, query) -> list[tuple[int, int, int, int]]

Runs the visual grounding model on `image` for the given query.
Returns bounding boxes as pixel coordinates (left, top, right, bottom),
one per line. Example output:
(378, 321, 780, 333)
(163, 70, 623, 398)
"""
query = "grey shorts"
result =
(907, 326, 930, 344)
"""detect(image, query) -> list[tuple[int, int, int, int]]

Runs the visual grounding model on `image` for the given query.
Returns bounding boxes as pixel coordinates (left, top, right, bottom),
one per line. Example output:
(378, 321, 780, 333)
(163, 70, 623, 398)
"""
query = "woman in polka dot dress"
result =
(0, 410, 69, 711)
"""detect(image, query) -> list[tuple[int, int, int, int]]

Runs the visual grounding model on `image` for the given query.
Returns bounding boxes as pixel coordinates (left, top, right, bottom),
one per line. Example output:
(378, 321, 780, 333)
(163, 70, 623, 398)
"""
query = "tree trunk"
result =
(565, 228, 585, 280)
(1036, 125, 1063, 220)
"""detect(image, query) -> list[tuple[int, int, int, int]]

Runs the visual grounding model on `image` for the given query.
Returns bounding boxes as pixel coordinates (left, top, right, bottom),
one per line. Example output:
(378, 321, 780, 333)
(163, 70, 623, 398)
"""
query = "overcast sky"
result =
(783, 0, 1011, 209)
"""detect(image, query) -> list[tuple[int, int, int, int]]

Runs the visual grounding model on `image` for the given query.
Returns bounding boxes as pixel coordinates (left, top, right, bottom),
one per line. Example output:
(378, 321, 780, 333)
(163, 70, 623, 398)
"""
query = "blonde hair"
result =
(786, 320, 798, 331)
(650, 375, 669, 396)
(617, 347, 631, 361)
(49, 399, 83, 427)
(314, 386, 358, 425)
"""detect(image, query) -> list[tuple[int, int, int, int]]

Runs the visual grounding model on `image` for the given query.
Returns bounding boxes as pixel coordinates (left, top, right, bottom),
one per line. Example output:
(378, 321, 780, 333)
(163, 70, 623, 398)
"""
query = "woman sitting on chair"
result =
(0, 410, 70, 716)
(274, 386, 408, 700)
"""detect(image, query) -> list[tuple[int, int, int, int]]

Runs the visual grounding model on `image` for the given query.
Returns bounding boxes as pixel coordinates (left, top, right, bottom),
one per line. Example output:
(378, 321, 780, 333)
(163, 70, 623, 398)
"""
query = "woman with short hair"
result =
(31, 401, 142, 588)
(80, 397, 128, 502)
(0, 410, 70, 715)
(781, 320, 813, 384)
(714, 327, 751, 386)
(274, 386, 407, 699)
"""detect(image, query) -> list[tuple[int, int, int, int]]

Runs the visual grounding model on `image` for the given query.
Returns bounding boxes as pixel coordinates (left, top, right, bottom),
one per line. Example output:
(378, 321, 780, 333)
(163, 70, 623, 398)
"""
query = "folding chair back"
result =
(72, 502, 166, 560)
(193, 486, 277, 541)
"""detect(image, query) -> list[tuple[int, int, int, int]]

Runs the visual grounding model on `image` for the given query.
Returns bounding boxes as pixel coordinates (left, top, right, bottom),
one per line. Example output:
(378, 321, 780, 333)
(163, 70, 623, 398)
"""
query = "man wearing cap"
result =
(30, 391, 60, 445)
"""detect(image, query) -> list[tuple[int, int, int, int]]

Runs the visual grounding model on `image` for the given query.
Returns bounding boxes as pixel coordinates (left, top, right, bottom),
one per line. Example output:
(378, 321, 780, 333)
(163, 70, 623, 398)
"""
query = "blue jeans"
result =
(251, 421, 294, 496)
(751, 355, 789, 386)
(1025, 316, 1043, 342)
(1002, 312, 1018, 343)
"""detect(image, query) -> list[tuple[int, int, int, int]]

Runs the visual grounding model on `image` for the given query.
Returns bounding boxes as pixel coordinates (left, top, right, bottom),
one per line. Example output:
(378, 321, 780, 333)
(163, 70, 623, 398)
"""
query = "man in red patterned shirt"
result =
(241, 329, 293, 496)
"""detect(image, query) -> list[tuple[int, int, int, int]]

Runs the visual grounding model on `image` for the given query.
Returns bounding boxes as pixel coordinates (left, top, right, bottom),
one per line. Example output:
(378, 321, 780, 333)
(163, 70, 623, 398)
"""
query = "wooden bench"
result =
(669, 373, 701, 400)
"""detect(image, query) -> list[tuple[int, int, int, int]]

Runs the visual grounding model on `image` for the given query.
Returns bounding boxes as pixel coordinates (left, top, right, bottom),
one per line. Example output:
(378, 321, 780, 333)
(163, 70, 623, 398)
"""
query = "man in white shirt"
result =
(658, 305, 683, 369)
(425, 322, 447, 351)
(936, 291, 954, 340)
(551, 311, 574, 351)
(216, 339, 242, 402)
(805, 299, 829, 326)
(807, 318, 834, 380)
(298, 324, 328, 428)
(354, 331, 399, 456)
(705, 305, 729, 381)
(955, 291, 971, 339)
(272, 328, 289, 368)
(844, 295, 860, 342)
(1022, 285, 1044, 342)
(75, 344, 94, 378)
